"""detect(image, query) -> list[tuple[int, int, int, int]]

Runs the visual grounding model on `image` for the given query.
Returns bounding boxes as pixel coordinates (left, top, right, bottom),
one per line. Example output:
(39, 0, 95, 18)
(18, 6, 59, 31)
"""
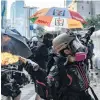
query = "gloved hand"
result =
(26, 59, 39, 71)
(19, 56, 27, 64)
(19, 56, 39, 71)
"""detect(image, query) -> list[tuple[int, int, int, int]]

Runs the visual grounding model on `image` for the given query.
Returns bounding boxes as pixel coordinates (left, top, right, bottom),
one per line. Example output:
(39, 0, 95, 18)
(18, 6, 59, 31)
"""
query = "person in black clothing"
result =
(46, 32, 95, 100)
(20, 32, 98, 100)
(87, 39, 94, 69)
(28, 33, 53, 100)
(43, 33, 53, 49)
(30, 33, 53, 70)
(29, 37, 38, 48)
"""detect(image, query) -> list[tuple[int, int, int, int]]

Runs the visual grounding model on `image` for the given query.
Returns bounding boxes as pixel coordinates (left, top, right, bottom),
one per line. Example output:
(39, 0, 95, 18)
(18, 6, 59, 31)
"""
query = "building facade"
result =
(10, 0, 25, 35)
(1, 0, 7, 29)
(24, 7, 37, 39)
(10, 0, 37, 39)
(67, 0, 100, 19)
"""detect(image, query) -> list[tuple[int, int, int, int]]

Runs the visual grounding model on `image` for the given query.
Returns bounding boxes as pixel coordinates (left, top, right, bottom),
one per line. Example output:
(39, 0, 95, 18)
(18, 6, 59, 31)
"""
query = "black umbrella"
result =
(1, 29, 32, 58)
(11, 29, 22, 36)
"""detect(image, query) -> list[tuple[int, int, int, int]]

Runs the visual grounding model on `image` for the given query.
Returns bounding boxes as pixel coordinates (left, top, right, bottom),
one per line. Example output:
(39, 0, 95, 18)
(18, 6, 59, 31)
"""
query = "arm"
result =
(46, 65, 60, 99)
(19, 57, 46, 82)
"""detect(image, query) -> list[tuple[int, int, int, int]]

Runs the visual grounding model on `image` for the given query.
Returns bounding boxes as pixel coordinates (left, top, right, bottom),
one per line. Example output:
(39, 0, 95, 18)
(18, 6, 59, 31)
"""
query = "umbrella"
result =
(11, 29, 22, 36)
(1, 29, 32, 58)
(30, 7, 86, 29)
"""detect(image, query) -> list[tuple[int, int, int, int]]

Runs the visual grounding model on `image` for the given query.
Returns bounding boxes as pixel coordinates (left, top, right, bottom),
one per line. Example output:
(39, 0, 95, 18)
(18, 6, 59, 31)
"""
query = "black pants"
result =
(89, 58, 93, 69)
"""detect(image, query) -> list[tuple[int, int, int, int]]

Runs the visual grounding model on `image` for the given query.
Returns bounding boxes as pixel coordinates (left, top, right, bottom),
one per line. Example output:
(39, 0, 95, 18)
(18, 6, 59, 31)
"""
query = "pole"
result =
(12, 6, 15, 28)
(1, 16, 4, 29)
(64, 0, 66, 8)
(28, 8, 31, 38)
(24, 6, 38, 39)
(24, 7, 30, 39)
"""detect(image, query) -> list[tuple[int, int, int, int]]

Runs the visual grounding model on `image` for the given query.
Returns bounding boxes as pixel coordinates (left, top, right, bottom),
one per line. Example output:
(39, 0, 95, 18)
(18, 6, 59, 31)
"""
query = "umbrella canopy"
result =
(11, 29, 22, 36)
(1, 29, 32, 58)
(30, 7, 86, 29)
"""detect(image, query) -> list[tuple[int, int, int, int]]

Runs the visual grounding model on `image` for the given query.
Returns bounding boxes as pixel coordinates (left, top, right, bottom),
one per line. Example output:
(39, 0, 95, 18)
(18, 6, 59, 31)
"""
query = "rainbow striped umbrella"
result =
(30, 7, 86, 29)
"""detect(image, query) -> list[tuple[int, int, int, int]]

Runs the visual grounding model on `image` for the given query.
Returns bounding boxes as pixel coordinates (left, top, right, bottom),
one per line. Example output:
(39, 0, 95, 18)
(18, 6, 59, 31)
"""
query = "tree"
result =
(84, 15, 100, 30)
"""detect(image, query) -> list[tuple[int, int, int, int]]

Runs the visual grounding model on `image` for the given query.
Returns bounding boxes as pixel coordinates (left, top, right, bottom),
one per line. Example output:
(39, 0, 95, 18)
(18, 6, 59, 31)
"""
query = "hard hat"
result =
(53, 33, 75, 53)
(32, 37, 38, 42)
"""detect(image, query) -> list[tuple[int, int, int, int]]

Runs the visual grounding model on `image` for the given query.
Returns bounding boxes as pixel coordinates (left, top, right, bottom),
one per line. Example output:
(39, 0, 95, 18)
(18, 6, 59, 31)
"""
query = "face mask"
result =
(59, 50, 66, 57)
(43, 39, 52, 48)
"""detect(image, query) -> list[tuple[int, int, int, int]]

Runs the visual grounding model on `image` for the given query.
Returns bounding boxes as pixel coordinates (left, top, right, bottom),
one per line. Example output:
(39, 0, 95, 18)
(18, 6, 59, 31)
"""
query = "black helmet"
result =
(53, 33, 75, 53)
(43, 33, 53, 40)
(43, 33, 53, 48)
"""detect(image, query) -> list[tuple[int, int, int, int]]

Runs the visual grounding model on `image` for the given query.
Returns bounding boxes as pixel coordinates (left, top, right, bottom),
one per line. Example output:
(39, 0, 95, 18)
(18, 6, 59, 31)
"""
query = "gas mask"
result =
(69, 37, 87, 61)
(60, 37, 87, 62)
(53, 33, 87, 62)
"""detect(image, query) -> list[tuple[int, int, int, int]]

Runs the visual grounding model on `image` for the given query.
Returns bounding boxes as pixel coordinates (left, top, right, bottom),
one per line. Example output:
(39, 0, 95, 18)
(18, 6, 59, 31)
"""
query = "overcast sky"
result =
(7, 0, 99, 19)
(7, 0, 65, 19)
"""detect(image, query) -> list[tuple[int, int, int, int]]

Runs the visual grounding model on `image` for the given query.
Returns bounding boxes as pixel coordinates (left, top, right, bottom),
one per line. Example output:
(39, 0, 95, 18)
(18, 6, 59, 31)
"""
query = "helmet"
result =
(43, 33, 53, 48)
(31, 37, 38, 42)
(53, 33, 75, 53)
(43, 33, 53, 40)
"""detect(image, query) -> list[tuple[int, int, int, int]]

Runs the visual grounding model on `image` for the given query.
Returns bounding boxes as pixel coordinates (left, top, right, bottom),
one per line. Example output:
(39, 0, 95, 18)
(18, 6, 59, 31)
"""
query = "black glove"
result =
(19, 56, 39, 71)
(56, 56, 68, 66)
(26, 59, 39, 71)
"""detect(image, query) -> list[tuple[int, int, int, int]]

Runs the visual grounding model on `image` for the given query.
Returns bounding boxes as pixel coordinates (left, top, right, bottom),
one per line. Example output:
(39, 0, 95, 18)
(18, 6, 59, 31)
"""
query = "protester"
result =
(30, 33, 53, 70)
(87, 39, 94, 69)
(28, 33, 53, 100)
(30, 37, 38, 48)
(2, 28, 97, 100)
(20, 32, 98, 100)
(46, 32, 95, 100)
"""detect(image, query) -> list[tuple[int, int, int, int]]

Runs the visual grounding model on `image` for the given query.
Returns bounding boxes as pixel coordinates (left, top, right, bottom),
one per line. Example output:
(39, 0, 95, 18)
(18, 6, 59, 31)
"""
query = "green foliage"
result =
(84, 15, 100, 30)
